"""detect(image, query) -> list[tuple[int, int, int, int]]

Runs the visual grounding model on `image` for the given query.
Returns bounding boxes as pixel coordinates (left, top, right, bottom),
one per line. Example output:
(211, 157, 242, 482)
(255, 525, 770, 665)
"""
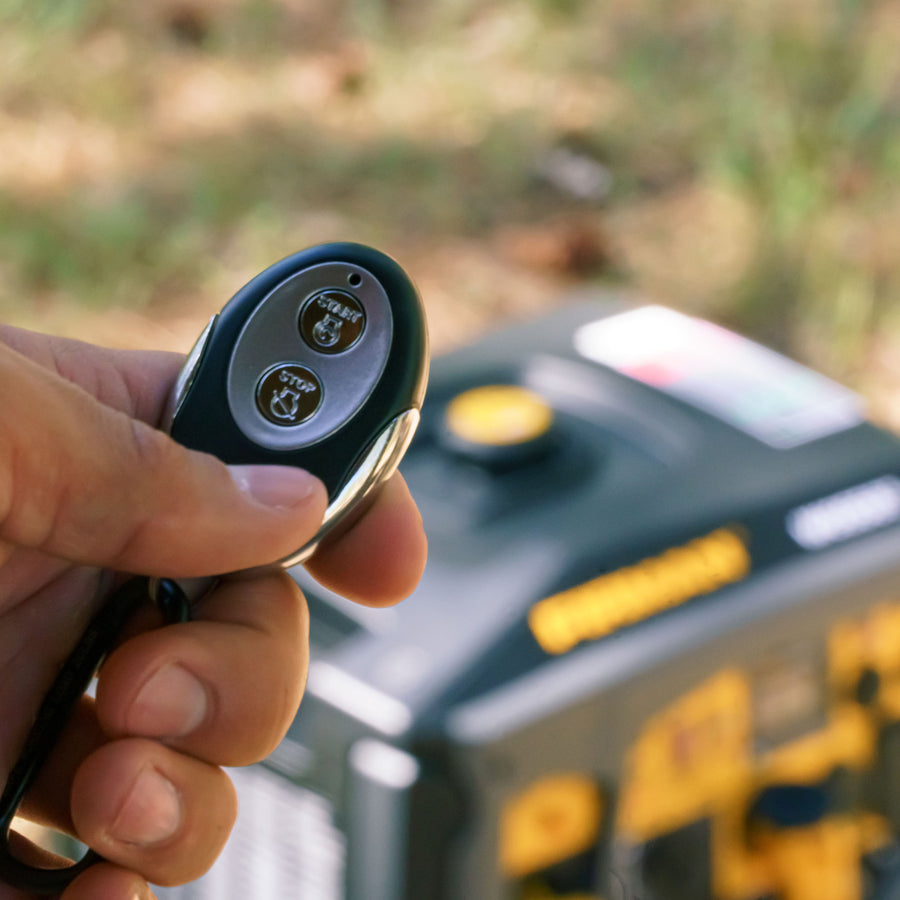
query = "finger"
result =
(305, 473, 427, 606)
(0, 840, 158, 900)
(94, 570, 308, 766)
(0, 826, 74, 888)
(0, 830, 133, 900)
(64, 862, 157, 900)
(70, 738, 236, 888)
(0, 324, 184, 428)
(0, 341, 328, 577)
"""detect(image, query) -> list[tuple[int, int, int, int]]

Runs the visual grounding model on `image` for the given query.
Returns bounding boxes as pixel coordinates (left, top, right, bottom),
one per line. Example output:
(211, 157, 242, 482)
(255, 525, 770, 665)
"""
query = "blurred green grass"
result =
(0, 0, 898, 411)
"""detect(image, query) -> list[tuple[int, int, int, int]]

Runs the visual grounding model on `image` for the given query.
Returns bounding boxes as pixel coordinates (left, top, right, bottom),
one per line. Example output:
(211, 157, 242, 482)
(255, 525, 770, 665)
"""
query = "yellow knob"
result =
(445, 385, 554, 448)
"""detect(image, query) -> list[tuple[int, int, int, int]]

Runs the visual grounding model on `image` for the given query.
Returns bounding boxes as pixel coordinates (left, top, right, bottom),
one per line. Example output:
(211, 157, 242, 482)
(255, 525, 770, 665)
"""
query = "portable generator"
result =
(159, 300, 900, 900)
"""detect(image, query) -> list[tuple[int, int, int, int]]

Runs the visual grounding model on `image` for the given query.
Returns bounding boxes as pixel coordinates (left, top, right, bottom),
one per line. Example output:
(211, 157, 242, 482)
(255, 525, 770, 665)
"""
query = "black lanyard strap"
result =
(0, 575, 191, 894)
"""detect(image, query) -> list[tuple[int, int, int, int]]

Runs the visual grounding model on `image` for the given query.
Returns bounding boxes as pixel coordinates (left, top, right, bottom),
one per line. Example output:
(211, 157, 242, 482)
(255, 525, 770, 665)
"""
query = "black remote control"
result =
(166, 241, 429, 563)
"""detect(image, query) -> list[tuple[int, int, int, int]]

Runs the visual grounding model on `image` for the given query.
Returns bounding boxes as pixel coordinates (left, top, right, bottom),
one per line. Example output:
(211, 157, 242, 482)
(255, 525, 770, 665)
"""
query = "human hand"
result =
(0, 325, 427, 900)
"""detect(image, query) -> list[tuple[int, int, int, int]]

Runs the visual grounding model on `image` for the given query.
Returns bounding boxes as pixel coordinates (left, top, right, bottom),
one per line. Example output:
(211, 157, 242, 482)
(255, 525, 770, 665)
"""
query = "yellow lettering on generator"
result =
(528, 528, 750, 654)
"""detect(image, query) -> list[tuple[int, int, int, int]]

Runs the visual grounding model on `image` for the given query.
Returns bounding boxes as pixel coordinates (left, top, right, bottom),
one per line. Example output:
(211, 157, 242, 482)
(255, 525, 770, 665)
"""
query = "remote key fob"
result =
(165, 242, 428, 564)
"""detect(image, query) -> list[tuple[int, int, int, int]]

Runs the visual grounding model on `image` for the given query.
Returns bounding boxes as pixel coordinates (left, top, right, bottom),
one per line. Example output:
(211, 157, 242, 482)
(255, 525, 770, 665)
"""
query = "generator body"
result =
(160, 301, 900, 900)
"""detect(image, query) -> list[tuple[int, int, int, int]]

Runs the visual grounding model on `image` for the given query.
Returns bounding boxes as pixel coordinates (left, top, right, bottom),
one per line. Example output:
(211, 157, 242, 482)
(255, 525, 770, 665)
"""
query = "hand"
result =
(0, 325, 427, 900)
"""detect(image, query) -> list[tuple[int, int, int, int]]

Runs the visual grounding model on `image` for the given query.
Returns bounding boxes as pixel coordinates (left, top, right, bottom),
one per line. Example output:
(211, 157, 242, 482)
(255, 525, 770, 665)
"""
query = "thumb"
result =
(0, 342, 328, 577)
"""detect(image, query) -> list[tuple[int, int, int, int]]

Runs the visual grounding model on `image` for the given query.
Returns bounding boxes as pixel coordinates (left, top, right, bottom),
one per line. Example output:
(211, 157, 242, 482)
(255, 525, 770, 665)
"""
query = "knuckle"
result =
(0, 427, 64, 551)
(127, 418, 183, 479)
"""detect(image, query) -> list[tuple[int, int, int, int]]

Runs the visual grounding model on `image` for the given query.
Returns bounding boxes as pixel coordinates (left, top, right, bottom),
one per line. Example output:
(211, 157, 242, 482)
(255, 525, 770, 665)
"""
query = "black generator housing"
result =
(161, 301, 900, 900)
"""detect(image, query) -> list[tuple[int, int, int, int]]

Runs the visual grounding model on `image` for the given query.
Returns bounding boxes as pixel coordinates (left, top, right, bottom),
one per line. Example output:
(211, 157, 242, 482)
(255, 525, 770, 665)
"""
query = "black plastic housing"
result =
(170, 243, 428, 498)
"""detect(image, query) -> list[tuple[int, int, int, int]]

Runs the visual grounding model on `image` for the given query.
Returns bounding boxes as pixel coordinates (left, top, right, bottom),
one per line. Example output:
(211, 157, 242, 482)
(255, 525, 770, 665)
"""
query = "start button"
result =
(443, 385, 555, 468)
(299, 289, 366, 354)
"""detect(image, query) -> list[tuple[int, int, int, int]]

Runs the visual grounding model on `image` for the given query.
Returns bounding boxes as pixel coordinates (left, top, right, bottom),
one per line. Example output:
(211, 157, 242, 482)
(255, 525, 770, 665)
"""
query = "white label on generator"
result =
(155, 765, 345, 900)
(786, 475, 900, 550)
(574, 306, 865, 449)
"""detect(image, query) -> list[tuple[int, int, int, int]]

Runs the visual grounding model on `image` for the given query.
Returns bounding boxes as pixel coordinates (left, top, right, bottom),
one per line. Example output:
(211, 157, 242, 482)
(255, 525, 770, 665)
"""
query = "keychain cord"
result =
(0, 575, 191, 894)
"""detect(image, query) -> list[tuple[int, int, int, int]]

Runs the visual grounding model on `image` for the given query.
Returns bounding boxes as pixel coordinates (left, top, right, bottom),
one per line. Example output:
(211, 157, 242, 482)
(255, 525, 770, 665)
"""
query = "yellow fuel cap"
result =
(443, 385, 555, 468)
(445, 385, 553, 447)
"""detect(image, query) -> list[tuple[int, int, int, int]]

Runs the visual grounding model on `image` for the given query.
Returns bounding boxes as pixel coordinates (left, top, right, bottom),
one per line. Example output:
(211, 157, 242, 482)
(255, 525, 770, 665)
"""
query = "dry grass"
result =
(1, 0, 899, 421)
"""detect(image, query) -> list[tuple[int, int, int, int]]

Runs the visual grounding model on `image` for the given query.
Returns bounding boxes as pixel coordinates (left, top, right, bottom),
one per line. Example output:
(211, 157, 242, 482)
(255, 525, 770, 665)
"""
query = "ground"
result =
(2, 0, 900, 424)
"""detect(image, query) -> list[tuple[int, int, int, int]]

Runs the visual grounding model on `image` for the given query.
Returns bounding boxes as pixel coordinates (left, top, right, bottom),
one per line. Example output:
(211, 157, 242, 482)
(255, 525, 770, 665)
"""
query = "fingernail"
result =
(127, 664, 208, 738)
(229, 464, 322, 510)
(113, 767, 182, 847)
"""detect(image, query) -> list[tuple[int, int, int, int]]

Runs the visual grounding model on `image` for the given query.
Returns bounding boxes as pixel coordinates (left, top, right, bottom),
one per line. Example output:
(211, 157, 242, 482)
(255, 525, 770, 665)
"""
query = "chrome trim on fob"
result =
(161, 315, 218, 433)
(283, 408, 421, 567)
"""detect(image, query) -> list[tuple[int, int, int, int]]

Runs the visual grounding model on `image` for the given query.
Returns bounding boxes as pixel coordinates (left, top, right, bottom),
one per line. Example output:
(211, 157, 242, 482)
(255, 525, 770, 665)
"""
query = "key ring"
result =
(0, 575, 191, 894)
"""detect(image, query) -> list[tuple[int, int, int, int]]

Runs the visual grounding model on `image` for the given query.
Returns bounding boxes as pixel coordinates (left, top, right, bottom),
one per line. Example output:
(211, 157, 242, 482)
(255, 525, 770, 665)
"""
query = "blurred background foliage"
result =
(1, 0, 899, 419)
